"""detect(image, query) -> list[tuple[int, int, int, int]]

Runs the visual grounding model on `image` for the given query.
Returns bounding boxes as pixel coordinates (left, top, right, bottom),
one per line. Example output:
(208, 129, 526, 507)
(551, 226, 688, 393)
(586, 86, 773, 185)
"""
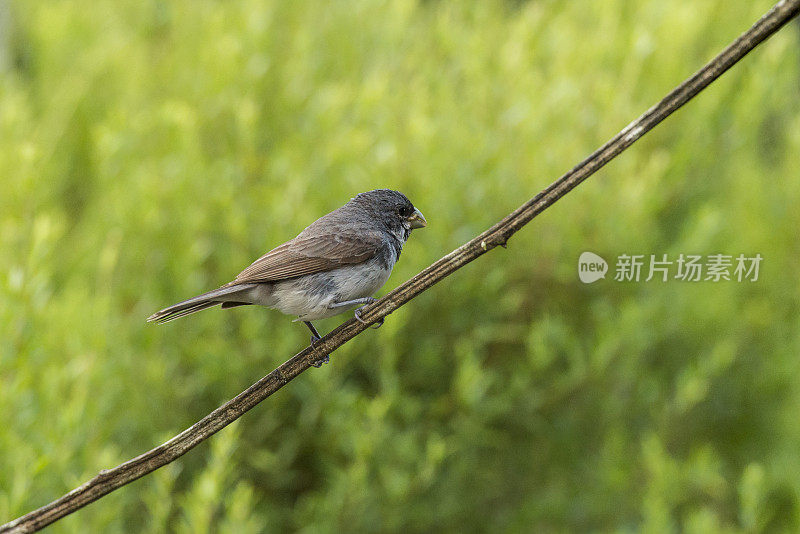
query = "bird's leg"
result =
(327, 297, 377, 310)
(303, 320, 322, 342)
(303, 321, 328, 367)
(329, 297, 384, 329)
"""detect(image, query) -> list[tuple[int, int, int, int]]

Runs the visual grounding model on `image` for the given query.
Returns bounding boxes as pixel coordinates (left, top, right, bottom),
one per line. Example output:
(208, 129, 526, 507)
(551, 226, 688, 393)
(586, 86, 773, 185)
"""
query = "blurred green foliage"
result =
(1, 0, 800, 532)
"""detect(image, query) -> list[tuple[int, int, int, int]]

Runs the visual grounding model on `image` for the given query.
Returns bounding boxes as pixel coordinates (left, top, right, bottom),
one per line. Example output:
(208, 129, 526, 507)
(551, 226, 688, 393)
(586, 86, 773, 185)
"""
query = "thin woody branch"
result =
(4, 1, 799, 532)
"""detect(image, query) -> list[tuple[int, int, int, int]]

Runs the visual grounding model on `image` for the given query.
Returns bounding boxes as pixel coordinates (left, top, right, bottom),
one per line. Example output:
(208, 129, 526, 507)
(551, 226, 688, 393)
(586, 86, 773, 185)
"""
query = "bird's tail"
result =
(146, 284, 256, 324)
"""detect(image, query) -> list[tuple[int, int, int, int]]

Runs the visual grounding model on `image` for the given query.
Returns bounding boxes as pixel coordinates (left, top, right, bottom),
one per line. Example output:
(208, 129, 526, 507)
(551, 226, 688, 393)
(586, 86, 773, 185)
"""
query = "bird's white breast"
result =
(248, 255, 396, 321)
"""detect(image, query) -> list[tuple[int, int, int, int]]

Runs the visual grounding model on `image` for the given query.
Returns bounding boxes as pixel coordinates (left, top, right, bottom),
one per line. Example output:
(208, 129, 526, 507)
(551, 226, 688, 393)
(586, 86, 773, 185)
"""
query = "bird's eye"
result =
(399, 205, 413, 217)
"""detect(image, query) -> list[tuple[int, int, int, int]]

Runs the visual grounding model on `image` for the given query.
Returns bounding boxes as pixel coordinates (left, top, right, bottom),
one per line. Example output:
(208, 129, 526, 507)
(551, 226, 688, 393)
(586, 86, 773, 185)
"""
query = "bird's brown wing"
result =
(230, 231, 384, 284)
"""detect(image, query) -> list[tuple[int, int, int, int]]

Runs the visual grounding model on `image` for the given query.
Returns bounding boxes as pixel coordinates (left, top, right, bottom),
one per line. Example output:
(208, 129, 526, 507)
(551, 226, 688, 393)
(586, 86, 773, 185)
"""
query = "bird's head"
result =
(352, 189, 427, 240)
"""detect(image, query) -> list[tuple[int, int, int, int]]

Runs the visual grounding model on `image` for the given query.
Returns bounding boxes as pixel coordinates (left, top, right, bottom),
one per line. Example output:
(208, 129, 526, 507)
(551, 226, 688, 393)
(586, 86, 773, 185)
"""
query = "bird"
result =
(147, 189, 426, 365)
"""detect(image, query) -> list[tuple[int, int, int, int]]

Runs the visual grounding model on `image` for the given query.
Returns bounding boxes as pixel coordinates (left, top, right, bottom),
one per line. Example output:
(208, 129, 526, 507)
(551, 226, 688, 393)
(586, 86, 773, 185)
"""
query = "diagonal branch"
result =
(4, 1, 800, 532)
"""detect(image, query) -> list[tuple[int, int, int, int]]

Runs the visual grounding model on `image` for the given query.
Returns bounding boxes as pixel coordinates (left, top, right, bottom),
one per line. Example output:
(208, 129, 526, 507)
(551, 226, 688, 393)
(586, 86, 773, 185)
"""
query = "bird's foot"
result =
(354, 300, 384, 329)
(310, 353, 329, 368)
(308, 336, 330, 367)
(303, 321, 329, 367)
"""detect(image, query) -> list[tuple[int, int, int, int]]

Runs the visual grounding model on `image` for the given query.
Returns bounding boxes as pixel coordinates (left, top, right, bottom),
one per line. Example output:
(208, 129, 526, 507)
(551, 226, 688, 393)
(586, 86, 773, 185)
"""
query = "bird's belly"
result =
(267, 259, 393, 321)
(331, 260, 393, 302)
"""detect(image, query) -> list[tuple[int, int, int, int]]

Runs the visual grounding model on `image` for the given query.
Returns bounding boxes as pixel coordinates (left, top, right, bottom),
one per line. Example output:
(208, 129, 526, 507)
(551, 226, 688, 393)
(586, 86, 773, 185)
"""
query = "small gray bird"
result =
(147, 189, 426, 363)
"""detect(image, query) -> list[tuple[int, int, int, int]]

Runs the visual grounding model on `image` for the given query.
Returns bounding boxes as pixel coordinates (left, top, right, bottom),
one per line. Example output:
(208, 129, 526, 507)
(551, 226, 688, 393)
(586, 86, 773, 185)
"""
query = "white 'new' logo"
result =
(578, 252, 608, 283)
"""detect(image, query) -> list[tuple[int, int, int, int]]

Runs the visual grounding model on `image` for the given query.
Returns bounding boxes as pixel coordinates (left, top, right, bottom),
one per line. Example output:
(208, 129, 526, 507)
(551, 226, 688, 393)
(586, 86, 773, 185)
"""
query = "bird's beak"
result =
(407, 208, 427, 229)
